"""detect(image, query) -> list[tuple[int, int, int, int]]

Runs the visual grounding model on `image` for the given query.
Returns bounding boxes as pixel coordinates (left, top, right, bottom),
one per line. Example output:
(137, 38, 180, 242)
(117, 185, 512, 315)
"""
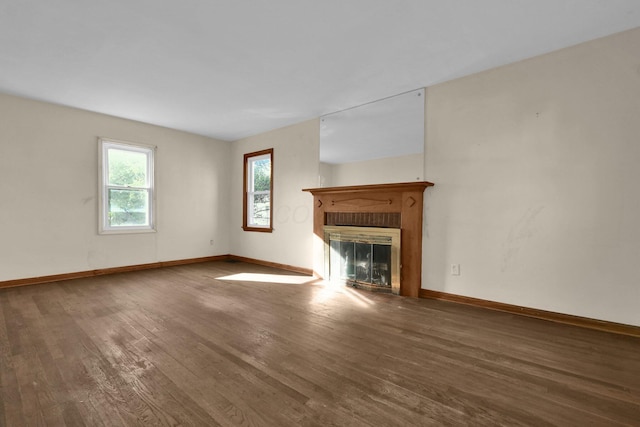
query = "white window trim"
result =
(98, 138, 157, 234)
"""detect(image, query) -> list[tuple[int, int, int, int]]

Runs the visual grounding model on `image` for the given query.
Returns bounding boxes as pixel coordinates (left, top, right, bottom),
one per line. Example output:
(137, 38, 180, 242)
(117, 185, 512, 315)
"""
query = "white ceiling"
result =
(1, 1, 639, 141)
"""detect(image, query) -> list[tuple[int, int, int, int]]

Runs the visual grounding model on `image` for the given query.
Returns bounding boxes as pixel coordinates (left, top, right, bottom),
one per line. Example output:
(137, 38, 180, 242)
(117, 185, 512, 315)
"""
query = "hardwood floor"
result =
(1, 261, 639, 426)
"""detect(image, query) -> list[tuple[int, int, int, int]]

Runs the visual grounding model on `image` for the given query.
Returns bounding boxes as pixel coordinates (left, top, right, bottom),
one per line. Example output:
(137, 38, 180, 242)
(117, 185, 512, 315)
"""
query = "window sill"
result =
(99, 228, 157, 235)
(242, 226, 273, 233)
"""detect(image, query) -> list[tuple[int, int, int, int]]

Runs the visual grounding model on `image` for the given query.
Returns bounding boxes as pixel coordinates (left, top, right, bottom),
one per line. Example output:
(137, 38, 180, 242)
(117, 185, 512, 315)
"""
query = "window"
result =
(99, 138, 156, 234)
(243, 148, 273, 232)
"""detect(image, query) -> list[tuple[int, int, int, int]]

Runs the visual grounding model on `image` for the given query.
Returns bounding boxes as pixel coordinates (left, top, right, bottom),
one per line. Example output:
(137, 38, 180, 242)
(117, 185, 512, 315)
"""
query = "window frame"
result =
(98, 138, 156, 235)
(243, 148, 273, 232)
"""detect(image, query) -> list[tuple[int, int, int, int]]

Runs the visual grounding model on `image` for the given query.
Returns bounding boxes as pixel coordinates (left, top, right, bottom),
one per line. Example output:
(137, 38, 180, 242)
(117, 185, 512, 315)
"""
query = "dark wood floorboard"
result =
(1, 261, 639, 426)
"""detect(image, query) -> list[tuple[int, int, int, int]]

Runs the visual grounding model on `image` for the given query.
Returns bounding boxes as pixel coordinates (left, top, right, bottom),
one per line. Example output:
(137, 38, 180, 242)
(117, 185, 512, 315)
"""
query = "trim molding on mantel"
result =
(420, 289, 640, 338)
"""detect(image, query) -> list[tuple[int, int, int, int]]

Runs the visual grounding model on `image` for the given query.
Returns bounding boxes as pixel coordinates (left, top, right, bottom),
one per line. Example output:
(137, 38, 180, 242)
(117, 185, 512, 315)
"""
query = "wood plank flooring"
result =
(1, 260, 639, 426)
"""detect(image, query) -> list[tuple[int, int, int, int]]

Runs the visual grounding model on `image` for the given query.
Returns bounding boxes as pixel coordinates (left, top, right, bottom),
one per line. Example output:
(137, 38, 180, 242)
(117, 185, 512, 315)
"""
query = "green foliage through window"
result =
(252, 158, 271, 192)
(107, 148, 150, 227)
(108, 149, 147, 187)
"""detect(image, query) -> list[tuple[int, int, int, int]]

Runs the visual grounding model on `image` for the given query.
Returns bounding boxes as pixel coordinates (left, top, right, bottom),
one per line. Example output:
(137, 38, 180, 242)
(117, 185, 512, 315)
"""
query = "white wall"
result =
(320, 153, 424, 187)
(0, 93, 231, 281)
(424, 28, 640, 326)
(229, 119, 319, 270)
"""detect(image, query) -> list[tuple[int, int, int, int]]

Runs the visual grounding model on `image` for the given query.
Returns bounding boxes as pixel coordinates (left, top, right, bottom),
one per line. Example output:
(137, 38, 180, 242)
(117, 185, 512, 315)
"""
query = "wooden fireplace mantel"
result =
(303, 181, 434, 297)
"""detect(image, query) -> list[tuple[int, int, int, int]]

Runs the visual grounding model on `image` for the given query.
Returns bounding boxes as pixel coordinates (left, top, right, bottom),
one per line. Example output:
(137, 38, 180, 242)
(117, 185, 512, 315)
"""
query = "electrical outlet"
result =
(210, 239, 214, 246)
(451, 264, 460, 276)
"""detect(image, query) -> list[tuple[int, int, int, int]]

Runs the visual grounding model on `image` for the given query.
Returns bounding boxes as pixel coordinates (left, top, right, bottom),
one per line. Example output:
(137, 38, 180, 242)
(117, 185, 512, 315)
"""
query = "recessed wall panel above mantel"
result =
(319, 89, 425, 187)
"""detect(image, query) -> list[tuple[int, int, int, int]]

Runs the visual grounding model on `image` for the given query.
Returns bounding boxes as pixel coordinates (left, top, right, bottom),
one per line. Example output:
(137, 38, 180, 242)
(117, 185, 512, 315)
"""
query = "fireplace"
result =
(324, 226, 401, 294)
(304, 181, 433, 297)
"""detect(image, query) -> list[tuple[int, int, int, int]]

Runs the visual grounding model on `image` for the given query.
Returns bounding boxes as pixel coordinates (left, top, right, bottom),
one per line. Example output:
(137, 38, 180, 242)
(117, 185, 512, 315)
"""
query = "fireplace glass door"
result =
(329, 240, 392, 286)
(324, 226, 400, 294)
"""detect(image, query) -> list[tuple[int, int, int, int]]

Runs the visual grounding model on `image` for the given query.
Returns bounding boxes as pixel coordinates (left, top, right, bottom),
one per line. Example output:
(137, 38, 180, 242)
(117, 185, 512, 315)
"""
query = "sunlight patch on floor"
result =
(310, 280, 375, 308)
(217, 272, 317, 285)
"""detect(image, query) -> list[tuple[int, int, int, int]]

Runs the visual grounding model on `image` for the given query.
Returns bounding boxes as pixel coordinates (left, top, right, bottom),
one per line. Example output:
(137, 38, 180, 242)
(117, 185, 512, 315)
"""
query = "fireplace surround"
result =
(303, 181, 434, 297)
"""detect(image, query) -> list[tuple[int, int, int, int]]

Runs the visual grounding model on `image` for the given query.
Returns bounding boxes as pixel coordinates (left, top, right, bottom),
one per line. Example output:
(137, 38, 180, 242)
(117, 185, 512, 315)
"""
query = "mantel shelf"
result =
(303, 181, 434, 196)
